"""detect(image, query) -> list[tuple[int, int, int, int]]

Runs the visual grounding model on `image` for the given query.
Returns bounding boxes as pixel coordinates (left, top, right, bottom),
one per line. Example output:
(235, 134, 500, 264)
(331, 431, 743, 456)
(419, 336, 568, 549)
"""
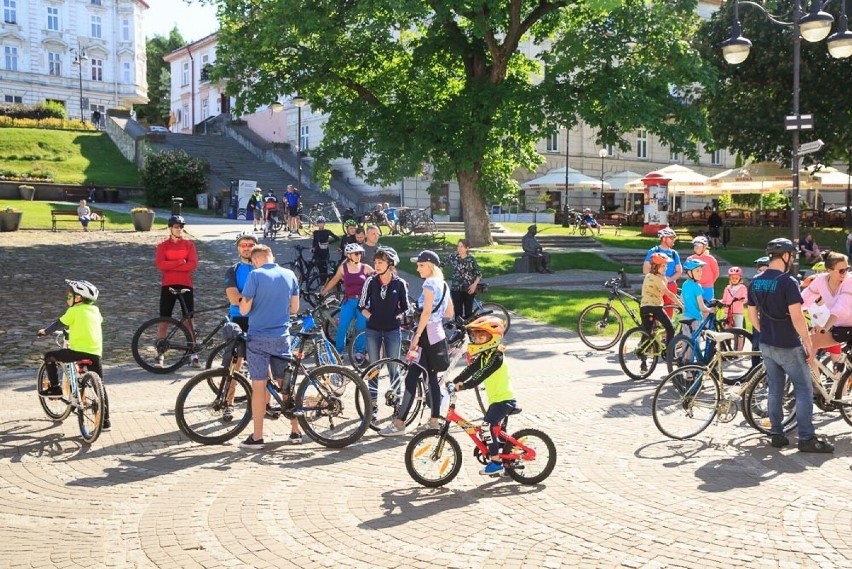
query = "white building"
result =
(0, 0, 149, 120)
(163, 32, 230, 133)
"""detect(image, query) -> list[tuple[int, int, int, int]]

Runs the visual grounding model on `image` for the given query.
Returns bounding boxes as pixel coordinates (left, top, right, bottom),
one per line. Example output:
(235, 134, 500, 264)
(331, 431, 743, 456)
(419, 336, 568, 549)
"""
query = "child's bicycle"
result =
(404, 381, 556, 487)
(617, 305, 681, 380)
(36, 331, 106, 444)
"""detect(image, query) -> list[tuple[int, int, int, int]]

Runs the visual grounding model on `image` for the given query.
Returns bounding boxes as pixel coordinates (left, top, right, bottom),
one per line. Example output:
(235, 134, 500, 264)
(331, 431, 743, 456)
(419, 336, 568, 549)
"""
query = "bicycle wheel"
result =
(405, 428, 462, 487)
(652, 365, 720, 440)
(347, 330, 372, 370)
(577, 303, 624, 350)
(131, 316, 193, 374)
(665, 334, 696, 374)
(502, 428, 557, 485)
(742, 366, 797, 435)
(322, 308, 357, 353)
(835, 369, 852, 427)
(299, 214, 312, 235)
(718, 328, 753, 384)
(296, 365, 370, 448)
(309, 336, 343, 368)
(359, 358, 423, 431)
(618, 327, 660, 380)
(480, 302, 512, 335)
(37, 363, 73, 421)
(77, 371, 105, 444)
(175, 368, 252, 445)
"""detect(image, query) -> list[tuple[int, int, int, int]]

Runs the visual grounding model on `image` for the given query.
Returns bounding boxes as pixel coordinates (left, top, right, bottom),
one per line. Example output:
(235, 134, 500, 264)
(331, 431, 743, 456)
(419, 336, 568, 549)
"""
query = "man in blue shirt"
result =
(643, 227, 682, 317)
(224, 232, 257, 333)
(285, 184, 301, 235)
(238, 244, 300, 450)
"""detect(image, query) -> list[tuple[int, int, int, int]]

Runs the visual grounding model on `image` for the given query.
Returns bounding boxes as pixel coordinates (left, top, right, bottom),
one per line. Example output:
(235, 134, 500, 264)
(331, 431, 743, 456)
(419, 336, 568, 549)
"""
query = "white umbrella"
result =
(624, 164, 711, 193)
(604, 170, 643, 193)
(806, 166, 852, 190)
(522, 166, 611, 191)
(707, 161, 806, 194)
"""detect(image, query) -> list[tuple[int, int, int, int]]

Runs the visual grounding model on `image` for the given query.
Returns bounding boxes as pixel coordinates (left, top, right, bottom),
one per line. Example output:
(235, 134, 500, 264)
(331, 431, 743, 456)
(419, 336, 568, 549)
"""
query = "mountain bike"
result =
(577, 270, 641, 350)
(396, 207, 437, 236)
(174, 329, 370, 447)
(471, 282, 511, 334)
(36, 331, 106, 444)
(617, 306, 680, 380)
(131, 287, 231, 374)
(405, 382, 556, 487)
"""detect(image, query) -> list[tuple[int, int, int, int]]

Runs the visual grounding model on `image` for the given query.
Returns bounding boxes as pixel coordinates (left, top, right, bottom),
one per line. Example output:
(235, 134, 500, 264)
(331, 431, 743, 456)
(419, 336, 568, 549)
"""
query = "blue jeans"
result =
(761, 344, 814, 441)
(365, 327, 402, 402)
(335, 298, 366, 354)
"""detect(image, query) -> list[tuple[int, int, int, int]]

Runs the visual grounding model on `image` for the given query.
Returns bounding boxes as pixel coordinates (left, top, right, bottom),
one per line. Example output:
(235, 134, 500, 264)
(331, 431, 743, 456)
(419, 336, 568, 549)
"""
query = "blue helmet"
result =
(683, 259, 705, 271)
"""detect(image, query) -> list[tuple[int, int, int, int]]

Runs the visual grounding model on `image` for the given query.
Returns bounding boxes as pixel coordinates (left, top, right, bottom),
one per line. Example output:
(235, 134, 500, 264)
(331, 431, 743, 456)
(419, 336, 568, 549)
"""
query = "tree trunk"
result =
(457, 169, 492, 247)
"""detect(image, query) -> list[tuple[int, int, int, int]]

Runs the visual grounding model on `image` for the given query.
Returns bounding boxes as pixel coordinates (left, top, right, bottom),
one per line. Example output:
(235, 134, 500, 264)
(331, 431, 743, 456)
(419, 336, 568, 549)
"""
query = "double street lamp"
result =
(721, 0, 852, 264)
(70, 48, 88, 121)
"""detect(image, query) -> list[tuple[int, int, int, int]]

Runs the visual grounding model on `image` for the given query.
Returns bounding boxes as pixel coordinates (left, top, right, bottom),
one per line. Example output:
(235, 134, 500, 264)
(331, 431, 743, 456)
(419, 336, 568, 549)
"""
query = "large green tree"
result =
(209, 0, 713, 245)
(697, 2, 852, 166)
(136, 28, 185, 126)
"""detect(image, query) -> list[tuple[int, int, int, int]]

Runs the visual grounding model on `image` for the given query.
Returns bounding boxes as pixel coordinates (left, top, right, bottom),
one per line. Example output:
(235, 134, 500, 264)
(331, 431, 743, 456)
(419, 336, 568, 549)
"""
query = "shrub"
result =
(0, 115, 94, 131)
(140, 149, 209, 208)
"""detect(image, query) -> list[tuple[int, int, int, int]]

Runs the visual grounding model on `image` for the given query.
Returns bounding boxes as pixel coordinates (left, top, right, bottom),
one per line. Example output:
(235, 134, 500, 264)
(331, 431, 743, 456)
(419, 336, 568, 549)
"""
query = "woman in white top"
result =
(77, 200, 91, 231)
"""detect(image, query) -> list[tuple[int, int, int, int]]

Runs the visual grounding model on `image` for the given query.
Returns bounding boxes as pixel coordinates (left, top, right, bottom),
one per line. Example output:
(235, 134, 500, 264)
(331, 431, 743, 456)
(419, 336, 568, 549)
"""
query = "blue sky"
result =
(144, 0, 219, 42)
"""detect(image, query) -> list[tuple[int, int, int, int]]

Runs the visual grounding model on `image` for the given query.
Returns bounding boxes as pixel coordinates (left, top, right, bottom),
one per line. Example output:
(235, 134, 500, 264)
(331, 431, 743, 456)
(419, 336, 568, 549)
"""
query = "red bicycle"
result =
(404, 383, 556, 487)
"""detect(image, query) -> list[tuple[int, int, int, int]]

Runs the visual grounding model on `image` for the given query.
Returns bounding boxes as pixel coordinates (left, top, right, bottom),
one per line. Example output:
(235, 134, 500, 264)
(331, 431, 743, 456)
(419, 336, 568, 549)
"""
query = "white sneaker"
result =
(378, 422, 406, 437)
(154, 354, 165, 368)
(190, 355, 202, 368)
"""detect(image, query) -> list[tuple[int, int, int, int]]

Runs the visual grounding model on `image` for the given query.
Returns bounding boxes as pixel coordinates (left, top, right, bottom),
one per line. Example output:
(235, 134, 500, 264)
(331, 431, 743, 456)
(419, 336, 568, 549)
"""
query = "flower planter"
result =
(18, 185, 36, 200)
(0, 210, 22, 232)
(131, 210, 155, 231)
(432, 214, 451, 222)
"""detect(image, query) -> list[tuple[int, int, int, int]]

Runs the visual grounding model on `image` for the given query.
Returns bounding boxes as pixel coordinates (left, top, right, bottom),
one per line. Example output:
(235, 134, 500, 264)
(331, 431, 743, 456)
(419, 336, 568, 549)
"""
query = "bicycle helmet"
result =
(167, 215, 185, 227)
(754, 256, 770, 267)
(415, 250, 441, 266)
(691, 236, 709, 247)
(466, 315, 504, 358)
(316, 216, 326, 223)
(683, 259, 705, 271)
(657, 227, 677, 239)
(344, 243, 364, 255)
(649, 252, 670, 265)
(811, 261, 826, 272)
(727, 266, 743, 276)
(65, 279, 99, 302)
(376, 245, 400, 266)
(235, 231, 258, 245)
(344, 219, 358, 228)
(766, 237, 795, 255)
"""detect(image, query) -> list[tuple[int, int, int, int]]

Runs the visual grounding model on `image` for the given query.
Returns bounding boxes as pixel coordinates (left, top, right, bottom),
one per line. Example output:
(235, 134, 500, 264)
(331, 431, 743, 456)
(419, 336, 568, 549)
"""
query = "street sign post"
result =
(797, 139, 824, 156)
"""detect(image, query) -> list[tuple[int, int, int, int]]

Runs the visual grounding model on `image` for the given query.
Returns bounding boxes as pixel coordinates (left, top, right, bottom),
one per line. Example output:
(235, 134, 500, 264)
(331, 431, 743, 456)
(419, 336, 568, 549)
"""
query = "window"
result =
(605, 143, 615, 157)
(636, 130, 648, 159)
(4, 45, 18, 71)
(181, 62, 189, 86)
(4, 94, 22, 103)
(182, 105, 189, 128)
(710, 149, 722, 166)
(670, 150, 680, 163)
(91, 0, 102, 5)
(121, 18, 130, 42)
(91, 16, 102, 38)
(201, 98, 209, 120)
(545, 131, 559, 152)
(122, 61, 131, 83)
(3, 0, 16, 24)
(47, 7, 59, 31)
(48, 51, 61, 76)
(90, 58, 103, 81)
(300, 125, 309, 151)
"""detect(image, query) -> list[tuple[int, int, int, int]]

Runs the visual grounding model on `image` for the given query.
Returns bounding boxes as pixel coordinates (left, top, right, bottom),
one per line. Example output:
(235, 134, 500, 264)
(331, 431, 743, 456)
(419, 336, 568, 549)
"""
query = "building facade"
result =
(0, 0, 149, 120)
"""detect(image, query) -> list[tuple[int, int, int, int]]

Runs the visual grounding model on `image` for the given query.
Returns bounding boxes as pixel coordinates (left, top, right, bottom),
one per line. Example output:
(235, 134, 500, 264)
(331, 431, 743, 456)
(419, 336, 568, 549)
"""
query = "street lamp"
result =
(71, 48, 88, 121)
(292, 95, 307, 192)
(598, 148, 607, 215)
(722, 0, 852, 272)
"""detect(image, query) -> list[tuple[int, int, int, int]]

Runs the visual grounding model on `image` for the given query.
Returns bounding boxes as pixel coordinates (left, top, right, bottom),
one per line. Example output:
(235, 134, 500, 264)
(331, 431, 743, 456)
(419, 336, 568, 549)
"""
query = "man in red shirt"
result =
(155, 215, 200, 367)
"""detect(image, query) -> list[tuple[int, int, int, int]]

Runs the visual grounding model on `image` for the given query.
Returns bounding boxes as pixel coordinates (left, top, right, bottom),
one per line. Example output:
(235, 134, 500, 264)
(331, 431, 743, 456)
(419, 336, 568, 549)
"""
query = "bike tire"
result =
(652, 365, 719, 440)
(665, 334, 696, 374)
(77, 371, 105, 444)
(502, 428, 557, 485)
(618, 327, 659, 380)
(480, 302, 512, 335)
(405, 428, 462, 487)
(742, 365, 797, 435)
(37, 363, 73, 421)
(175, 368, 252, 445)
(577, 303, 624, 350)
(296, 365, 371, 448)
(347, 330, 375, 371)
(322, 307, 357, 353)
(131, 316, 193, 374)
(718, 328, 753, 384)
(358, 358, 423, 431)
(835, 369, 852, 428)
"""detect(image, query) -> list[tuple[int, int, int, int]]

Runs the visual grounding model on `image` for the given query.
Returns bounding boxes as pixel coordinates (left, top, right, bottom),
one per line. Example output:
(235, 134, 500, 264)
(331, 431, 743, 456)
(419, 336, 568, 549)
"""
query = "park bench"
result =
(63, 186, 93, 202)
(51, 209, 105, 232)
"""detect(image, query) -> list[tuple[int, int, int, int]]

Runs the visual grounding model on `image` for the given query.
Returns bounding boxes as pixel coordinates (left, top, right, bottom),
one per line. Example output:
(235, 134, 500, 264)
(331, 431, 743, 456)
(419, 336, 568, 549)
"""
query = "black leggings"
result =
(44, 349, 110, 421)
(639, 306, 674, 346)
(450, 289, 475, 321)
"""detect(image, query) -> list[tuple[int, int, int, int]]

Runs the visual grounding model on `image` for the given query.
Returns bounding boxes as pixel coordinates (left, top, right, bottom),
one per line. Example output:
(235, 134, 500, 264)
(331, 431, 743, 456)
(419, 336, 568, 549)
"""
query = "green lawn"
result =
(486, 289, 619, 331)
(0, 127, 140, 186)
(0, 200, 165, 230)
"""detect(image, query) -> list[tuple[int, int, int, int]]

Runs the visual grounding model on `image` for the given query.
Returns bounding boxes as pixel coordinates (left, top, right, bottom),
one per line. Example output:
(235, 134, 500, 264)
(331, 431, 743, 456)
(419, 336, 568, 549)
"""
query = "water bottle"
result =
(480, 422, 492, 445)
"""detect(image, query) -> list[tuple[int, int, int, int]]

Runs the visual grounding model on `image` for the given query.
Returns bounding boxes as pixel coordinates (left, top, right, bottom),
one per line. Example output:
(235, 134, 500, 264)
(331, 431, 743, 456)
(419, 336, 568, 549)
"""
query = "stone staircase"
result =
(492, 234, 601, 248)
(433, 221, 507, 233)
(606, 248, 731, 270)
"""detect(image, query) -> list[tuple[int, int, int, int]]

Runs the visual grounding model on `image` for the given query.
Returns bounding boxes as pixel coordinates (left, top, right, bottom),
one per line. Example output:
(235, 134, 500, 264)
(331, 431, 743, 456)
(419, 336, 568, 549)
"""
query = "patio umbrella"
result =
(603, 170, 643, 193)
(522, 166, 611, 191)
(623, 164, 710, 193)
(707, 161, 802, 194)
(804, 166, 852, 208)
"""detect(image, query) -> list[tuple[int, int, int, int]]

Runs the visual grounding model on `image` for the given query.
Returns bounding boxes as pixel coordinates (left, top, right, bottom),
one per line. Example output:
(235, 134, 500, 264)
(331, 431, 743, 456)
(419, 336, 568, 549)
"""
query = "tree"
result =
(136, 28, 185, 126)
(697, 2, 852, 167)
(210, 0, 714, 245)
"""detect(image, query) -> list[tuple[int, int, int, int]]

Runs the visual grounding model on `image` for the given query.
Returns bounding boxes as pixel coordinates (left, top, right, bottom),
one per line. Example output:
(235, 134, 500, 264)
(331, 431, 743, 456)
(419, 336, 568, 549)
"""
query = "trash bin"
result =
(196, 193, 209, 210)
(171, 197, 184, 216)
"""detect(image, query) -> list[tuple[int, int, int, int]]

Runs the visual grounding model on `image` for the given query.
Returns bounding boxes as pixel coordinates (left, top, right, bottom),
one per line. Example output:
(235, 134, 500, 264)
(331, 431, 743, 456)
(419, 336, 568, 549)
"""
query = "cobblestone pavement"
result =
(2, 220, 852, 568)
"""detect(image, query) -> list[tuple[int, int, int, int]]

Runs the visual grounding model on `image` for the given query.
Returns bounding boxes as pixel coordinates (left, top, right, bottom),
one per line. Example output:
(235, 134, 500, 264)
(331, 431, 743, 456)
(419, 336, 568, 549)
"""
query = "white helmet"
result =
(65, 279, 99, 301)
(691, 236, 708, 247)
(344, 243, 365, 255)
(235, 231, 258, 245)
(376, 246, 400, 266)
(657, 227, 677, 239)
(316, 216, 326, 223)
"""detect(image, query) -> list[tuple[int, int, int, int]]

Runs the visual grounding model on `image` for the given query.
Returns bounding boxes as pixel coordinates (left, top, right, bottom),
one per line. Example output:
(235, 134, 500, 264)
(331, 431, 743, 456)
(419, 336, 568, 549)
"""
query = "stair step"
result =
(493, 235, 601, 248)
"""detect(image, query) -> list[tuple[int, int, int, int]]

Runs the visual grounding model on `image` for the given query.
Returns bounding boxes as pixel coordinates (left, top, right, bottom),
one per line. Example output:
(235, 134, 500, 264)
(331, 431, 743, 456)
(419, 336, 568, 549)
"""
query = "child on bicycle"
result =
(640, 252, 682, 349)
(37, 279, 111, 430)
(721, 267, 747, 329)
(453, 315, 515, 477)
(680, 259, 712, 337)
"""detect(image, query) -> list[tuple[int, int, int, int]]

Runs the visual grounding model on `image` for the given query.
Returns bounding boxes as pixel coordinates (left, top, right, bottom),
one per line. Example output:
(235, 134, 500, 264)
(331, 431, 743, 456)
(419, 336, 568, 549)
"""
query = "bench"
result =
(51, 209, 105, 231)
(64, 187, 94, 202)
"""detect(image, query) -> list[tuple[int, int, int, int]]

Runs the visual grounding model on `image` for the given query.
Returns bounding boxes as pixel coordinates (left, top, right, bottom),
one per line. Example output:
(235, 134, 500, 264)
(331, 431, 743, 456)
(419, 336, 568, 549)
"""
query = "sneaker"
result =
(154, 354, 165, 368)
(480, 461, 504, 476)
(353, 352, 366, 366)
(101, 419, 111, 432)
(239, 434, 265, 450)
(289, 432, 303, 445)
(770, 434, 789, 448)
(190, 355, 202, 368)
(40, 384, 63, 397)
(797, 437, 834, 453)
(265, 404, 281, 419)
(378, 422, 406, 437)
(222, 405, 234, 423)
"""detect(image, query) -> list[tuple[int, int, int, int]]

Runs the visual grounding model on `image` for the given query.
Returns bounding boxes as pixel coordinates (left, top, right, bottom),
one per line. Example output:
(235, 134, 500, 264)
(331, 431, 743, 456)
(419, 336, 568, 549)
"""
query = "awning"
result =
(522, 166, 611, 191)
(624, 164, 711, 193)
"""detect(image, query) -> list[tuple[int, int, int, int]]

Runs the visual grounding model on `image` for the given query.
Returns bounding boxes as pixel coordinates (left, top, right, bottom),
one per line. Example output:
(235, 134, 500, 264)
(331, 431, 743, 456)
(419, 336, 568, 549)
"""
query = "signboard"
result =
(237, 180, 257, 220)
(643, 183, 669, 227)
(797, 139, 824, 156)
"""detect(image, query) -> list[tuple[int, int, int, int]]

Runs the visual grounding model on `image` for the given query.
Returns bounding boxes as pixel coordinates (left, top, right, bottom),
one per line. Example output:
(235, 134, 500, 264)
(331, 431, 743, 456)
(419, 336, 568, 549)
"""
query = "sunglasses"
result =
(836, 267, 849, 275)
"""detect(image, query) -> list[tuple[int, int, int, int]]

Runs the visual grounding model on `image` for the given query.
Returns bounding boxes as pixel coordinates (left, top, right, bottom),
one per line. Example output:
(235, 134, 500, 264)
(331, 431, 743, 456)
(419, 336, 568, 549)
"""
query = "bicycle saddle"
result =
(704, 330, 735, 344)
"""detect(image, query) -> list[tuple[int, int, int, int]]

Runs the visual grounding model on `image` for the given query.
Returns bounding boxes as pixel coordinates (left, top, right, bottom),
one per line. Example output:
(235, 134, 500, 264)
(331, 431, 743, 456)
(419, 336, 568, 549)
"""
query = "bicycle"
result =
(131, 287, 231, 374)
(37, 331, 106, 444)
(263, 206, 284, 240)
(617, 305, 680, 380)
(396, 207, 437, 236)
(470, 282, 511, 335)
(404, 382, 557, 487)
(577, 269, 641, 350)
(174, 328, 371, 447)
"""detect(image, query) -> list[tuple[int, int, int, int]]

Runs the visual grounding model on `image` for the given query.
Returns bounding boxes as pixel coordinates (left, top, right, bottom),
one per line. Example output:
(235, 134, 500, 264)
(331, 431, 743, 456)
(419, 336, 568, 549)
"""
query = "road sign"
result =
(785, 114, 814, 130)
(797, 139, 824, 156)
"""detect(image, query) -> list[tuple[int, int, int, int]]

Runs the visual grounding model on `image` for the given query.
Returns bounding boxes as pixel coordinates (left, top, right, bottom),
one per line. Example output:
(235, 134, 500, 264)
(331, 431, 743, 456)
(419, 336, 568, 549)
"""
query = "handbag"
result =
(418, 283, 451, 372)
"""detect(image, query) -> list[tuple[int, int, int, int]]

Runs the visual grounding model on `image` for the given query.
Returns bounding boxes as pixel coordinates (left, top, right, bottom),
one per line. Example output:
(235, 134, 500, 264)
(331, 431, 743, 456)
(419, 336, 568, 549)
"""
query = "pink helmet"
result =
(728, 267, 742, 276)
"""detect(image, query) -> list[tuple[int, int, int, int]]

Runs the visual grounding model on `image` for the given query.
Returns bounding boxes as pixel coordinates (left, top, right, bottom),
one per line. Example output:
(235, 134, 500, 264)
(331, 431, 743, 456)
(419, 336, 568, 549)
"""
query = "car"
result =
(148, 125, 169, 133)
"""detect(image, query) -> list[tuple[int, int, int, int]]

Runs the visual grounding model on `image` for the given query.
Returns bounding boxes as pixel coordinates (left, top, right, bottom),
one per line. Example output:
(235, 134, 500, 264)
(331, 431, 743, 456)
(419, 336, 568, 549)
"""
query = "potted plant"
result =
(0, 207, 22, 232)
(131, 207, 155, 231)
(432, 209, 450, 222)
(18, 184, 36, 200)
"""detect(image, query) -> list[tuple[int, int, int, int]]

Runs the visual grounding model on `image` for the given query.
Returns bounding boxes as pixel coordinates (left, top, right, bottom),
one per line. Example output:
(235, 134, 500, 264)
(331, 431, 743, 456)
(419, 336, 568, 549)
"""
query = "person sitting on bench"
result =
(522, 224, 554, 274)
(581, 208, 602, 235)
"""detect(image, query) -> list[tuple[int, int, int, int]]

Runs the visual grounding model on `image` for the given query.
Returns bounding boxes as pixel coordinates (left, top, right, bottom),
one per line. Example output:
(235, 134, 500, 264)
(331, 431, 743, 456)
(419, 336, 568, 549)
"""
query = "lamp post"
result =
(722, 0, 852, 272)
(598, 148, 607, 215)
(292, 95, 307, 192)
(71, 48, 88, 121)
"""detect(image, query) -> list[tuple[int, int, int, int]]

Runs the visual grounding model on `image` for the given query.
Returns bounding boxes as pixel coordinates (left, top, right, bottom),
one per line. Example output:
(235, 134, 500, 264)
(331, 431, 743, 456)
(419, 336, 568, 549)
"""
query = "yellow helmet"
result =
(465, 316, 504, 358)
(811, 261, 826, 272)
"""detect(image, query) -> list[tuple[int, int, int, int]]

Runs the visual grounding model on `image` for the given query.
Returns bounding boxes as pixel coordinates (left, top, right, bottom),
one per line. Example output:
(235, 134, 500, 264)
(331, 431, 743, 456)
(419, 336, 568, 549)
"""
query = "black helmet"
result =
(766, 238, 795, 255)
(168, 215, 186, 227)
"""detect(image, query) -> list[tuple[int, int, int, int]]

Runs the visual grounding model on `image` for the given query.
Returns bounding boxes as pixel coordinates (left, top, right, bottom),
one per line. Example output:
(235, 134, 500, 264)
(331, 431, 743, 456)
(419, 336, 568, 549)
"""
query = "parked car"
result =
(148, 125, 169, 133)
